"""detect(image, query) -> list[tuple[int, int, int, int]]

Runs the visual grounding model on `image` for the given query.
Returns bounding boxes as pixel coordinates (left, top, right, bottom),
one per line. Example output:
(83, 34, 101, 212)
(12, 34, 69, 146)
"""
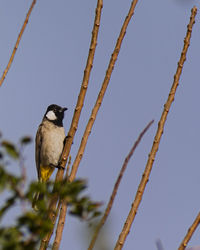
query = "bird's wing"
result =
(35, 123, 43, 180)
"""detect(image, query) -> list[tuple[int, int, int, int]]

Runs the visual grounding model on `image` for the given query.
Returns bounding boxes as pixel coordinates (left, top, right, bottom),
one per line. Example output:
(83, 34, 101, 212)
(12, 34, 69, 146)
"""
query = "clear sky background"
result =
(0, 0, 200, 249)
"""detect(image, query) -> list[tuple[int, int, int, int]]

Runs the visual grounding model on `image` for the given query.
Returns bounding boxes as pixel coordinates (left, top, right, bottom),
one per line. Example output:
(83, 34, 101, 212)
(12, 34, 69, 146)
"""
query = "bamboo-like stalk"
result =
(178, 212, 200, 250)
(0, 0, 36, 87)
(52, 0, 140, 248)
(52, 200, 68, 250)
(39, 1, 103, 249)
(88, 120, 154, 250)
(69, 0, 139, 183)
(114, 6, 197, 250)
(52, 158, 71, 250)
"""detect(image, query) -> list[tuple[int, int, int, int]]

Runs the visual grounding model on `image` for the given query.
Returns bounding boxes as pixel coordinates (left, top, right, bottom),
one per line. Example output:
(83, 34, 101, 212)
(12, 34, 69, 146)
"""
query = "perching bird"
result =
(32, 104, 67, 209)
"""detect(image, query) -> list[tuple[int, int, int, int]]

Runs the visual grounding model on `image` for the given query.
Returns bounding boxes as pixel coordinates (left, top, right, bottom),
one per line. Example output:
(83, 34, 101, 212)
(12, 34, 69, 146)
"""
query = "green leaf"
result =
(2, 140, 19, 159)
(0, 195, 16, 219)
(18, 211, 53, 237)
(0, 227, 23, 249)
(20, 136, 32, 145)
(0, 166, 21, 192)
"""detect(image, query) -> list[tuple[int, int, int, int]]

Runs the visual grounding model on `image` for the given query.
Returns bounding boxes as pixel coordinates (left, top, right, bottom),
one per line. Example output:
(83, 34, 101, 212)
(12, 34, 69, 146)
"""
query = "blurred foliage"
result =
(2, 140, 20, 159)
(0, 134, 101, 249)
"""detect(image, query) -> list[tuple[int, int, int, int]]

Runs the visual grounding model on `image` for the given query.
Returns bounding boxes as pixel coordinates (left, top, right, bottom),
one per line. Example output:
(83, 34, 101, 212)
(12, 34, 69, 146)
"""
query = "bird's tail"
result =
(32, 166, 54, 211)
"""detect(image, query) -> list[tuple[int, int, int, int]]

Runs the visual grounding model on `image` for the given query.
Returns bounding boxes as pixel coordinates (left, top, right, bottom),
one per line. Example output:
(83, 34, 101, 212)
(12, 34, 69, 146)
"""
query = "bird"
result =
(32, 104, 67, 210)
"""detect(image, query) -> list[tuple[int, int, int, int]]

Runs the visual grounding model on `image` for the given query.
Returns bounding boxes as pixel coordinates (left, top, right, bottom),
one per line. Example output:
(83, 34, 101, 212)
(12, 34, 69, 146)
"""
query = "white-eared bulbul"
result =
(32, 104, 67, 209)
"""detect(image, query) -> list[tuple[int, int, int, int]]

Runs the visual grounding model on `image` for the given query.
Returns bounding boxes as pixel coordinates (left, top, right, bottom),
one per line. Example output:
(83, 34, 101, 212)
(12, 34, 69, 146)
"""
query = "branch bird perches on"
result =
(39, 1, 103, 249)
(53, 0, 140, 248)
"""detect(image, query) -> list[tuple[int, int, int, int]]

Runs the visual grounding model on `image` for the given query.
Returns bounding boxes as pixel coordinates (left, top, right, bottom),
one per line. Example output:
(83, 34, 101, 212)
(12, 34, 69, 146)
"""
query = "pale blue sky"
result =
(0, 0, 200, 249)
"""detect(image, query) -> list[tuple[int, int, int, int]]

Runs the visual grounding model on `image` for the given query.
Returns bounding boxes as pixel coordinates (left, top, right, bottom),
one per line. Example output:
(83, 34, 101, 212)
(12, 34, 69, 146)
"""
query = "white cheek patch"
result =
(46, 110, 57, 120)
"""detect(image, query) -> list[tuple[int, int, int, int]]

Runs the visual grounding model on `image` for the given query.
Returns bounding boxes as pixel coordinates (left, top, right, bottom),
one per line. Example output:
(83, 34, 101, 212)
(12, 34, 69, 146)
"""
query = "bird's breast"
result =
(41, 124, 65, 166)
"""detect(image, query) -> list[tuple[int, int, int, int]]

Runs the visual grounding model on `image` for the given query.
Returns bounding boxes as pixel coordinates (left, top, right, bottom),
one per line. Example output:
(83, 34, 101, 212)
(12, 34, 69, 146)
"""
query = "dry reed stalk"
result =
(69, 0, 139, 183)
(53, 0, 140, 248)
(0, 0, 37, 86)
(51, 0, 138, 248)
(178, 212, 200, 250)
(114, 6, 197, 250)
(39, 1, 103, 249)
(88, 120, 154, 250)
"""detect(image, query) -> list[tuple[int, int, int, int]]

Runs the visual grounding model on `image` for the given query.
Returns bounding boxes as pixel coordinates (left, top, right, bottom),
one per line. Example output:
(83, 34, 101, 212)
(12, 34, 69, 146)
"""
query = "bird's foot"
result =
(56, 165, 65, 170)
(49, 164, 65, 170)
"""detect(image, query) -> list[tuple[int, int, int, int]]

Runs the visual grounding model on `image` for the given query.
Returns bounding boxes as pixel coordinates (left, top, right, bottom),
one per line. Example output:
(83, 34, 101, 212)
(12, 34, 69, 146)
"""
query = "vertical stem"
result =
(178, 212, 200, 250)
(88, 121, 154, 250)
(114, 6, 197, 250)
(0, 0, 37, 86)
(51, 0, 139, 248)
(40, 1, 103, 249)
(69, 0, 140, 183)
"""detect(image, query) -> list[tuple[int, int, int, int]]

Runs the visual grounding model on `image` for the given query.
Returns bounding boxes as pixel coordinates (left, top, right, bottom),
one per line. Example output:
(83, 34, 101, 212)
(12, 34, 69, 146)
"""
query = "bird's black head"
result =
(44, 104, 68, 126)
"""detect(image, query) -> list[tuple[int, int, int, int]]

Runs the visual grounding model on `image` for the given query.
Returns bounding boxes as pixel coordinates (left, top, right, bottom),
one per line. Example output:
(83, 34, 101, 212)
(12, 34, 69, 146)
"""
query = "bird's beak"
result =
(62, 107, 68, 112)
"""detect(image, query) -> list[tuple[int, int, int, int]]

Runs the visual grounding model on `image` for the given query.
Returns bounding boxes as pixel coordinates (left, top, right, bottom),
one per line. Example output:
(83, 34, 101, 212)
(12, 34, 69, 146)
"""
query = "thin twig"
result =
(39, 1, 103, 249)
(52, 200, 68, 250)
(41, 157, 72, 249)
(66, 155, 71, 179)
(52, 157, 71, 250)
(178, 212, 200, 250)
(0, 0, 36, 87)
(52, 0, 140, 248)
(88, 120, 154, 250)
(69, 0, 140, 183)
(50, 0, 140, 248)
(114, 6, 197, 250)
